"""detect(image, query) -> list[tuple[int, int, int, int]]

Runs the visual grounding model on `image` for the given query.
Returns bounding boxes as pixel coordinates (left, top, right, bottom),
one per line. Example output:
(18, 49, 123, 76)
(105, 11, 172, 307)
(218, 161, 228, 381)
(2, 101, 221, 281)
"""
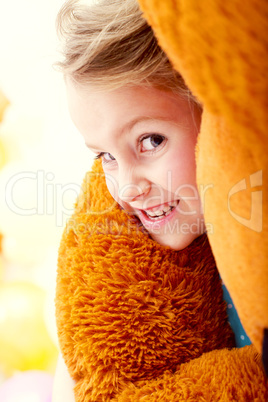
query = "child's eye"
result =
(95, 152, 116, 163)
(140, 134, 166, 152)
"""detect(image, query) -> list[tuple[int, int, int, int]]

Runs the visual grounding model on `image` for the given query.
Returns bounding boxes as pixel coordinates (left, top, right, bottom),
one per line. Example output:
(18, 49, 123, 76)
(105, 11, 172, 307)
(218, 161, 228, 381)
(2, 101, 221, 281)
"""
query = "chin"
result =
(151, 232, 204, 251)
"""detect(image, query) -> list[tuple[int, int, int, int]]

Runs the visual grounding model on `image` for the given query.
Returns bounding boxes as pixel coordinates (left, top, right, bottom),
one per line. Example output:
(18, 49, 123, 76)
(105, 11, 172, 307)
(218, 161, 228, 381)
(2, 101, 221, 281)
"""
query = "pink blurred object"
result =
(0, 370, 53, 402)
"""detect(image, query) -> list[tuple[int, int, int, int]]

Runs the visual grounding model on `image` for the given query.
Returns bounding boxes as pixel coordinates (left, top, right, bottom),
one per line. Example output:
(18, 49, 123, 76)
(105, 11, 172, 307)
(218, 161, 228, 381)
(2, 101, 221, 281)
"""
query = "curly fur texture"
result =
(56, 161, 238, 401)
(116, 346, 267, 401)
(56, 162, 268, 400)
(56, 0, 268, 397)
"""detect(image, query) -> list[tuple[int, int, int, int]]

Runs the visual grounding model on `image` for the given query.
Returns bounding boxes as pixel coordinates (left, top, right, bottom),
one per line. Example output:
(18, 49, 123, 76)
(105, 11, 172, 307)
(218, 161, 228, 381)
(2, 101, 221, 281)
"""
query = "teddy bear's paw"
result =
(114, 346, 268, 402)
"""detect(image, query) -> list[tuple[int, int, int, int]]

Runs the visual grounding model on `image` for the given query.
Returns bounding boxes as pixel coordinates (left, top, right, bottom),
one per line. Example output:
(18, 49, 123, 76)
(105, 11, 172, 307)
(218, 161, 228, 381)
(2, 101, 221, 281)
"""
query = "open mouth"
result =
(142, 200, 179, 221)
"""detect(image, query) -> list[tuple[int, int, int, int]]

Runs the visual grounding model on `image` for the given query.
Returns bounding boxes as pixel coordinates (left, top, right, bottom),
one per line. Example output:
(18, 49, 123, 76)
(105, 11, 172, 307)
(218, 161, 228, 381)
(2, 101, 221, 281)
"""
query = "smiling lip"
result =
(135, 200, 180, 229)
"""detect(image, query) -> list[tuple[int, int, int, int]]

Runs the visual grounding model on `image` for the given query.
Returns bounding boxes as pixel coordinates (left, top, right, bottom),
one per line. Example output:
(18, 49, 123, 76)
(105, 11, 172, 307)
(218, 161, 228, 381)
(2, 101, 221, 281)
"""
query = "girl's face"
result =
(67, 82, 205, 250)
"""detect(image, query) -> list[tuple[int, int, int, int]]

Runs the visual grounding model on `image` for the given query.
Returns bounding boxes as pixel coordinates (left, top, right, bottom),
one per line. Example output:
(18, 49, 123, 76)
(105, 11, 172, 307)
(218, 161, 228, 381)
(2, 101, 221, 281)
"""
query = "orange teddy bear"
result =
(55, 0, 268, 400)
(138, 0, 268, 365)
(56, 160, 267, 400)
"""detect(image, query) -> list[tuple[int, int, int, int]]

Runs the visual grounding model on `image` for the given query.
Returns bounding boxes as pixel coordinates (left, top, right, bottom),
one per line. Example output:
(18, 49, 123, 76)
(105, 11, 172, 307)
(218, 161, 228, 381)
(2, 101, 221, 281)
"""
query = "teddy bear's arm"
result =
(115, 346, 267, 401)
(138, 0, 268, 359)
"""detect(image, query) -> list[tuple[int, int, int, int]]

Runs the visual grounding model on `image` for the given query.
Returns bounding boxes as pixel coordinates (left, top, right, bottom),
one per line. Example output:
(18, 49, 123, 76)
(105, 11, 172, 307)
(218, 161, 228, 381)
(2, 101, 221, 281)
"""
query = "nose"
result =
(118, 166, 150, 202)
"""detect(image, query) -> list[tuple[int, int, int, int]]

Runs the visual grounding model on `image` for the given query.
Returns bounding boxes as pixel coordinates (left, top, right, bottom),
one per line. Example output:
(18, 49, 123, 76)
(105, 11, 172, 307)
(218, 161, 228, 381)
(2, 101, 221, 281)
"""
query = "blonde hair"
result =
(56, 0, 197, 102)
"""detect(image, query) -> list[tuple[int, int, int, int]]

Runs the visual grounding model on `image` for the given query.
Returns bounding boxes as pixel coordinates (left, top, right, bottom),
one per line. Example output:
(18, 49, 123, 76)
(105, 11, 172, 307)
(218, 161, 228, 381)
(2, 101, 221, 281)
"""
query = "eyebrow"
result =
(85, 116, 179, 149)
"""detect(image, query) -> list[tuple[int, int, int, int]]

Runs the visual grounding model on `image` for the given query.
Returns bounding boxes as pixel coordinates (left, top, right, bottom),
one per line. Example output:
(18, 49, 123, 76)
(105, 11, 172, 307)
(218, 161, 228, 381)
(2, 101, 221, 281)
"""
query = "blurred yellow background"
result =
(0, 0, 94, 399)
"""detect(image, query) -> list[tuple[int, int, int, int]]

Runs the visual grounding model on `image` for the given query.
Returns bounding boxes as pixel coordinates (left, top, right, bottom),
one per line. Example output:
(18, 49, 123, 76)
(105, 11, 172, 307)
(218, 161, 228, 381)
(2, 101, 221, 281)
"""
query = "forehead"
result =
(65, 79, 199, 149)
(67, 80, 189, 120)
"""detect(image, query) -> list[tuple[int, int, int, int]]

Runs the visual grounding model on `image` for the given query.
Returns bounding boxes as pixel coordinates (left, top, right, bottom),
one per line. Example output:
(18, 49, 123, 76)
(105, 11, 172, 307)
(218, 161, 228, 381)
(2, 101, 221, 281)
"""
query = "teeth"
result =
(162, 205, 171, 213)
(147, 209, 164, 217)
(147, 210, 157, 217)
(144, 200, 179, 219)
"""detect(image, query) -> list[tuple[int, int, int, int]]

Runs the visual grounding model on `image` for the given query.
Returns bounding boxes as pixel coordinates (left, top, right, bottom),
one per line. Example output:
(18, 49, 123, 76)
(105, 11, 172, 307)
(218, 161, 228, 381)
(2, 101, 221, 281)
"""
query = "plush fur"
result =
(56, 0, 268, 399)
(138, 0, 268, 361)
(56, 161, 267, 401)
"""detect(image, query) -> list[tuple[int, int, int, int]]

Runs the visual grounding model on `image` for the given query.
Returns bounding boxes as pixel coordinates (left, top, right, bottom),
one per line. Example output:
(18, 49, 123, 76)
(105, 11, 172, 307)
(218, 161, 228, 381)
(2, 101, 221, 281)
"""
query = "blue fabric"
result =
(222, 282, 251, 348)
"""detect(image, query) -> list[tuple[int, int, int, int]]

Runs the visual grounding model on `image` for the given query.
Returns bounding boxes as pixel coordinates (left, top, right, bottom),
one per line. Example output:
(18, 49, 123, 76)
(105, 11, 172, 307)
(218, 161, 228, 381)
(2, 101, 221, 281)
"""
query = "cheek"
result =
(174, 137, 197, 179)
(105, 173, 133, 212)
(176, 149, 197, 182)
(156, 146, 197, 192)
(105, 172, 119, 202)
